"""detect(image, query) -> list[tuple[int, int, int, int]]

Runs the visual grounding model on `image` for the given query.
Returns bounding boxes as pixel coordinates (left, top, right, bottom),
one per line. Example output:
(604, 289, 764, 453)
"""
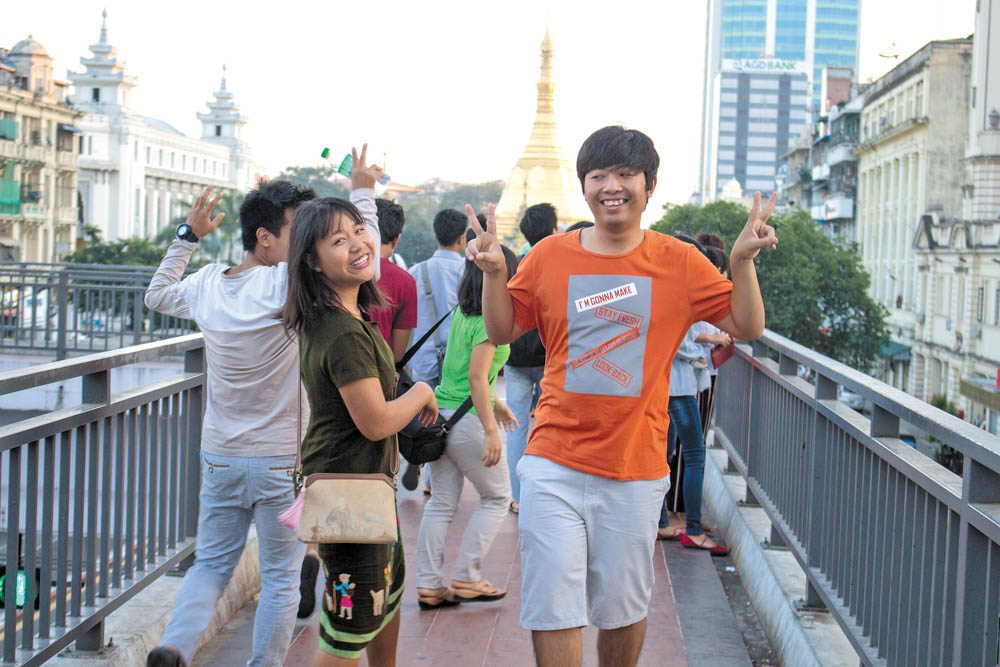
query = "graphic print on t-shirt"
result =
(565, 275, 651, 397)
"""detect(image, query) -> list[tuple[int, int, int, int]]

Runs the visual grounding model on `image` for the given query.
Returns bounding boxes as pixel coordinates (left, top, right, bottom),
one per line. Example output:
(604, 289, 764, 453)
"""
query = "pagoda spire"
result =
(493, 25, 592, 240)
(99, 9, 108, 43)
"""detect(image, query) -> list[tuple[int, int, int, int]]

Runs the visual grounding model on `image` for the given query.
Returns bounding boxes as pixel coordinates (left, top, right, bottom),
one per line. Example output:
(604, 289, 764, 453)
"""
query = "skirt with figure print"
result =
(316, 525, 405, 659)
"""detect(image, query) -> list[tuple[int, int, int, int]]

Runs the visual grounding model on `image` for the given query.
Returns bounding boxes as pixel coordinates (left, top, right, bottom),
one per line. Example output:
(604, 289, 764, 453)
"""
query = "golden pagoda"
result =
(495, 26, 591, 242)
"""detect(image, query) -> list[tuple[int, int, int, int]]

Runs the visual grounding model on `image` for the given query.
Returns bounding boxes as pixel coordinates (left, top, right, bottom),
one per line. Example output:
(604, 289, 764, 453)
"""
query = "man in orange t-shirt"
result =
(465, 126, 778, 666)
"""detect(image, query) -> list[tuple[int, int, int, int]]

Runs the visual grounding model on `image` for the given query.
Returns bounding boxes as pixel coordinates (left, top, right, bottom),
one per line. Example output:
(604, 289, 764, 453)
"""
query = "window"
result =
(134, 142, 138, 160)
(159, 149, 163, 166)
(78, 136, 84, 153)
(87, 136, 92, 155)
(146, 147, 151, 163)
(192, 157, 197, 172)
(182, 155, 186, 170)
(215, 125, 222, 137)
(91, 88, 100, 102)
(170, 152, 175, 168)
(977, 285, 985, 322)
(915, 81, 924, 116)
(994, 285, 1000, 326)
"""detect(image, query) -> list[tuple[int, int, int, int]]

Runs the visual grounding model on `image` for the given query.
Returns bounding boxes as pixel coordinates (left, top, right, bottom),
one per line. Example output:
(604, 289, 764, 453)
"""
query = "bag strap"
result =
(420, 262, 446, 359)
(396, 305, 454, 371)
(443, 369, 500, 429)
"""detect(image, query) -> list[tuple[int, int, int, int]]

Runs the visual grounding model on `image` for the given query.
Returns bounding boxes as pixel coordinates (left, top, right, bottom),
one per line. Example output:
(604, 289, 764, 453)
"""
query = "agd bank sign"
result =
(722, 59, 808, 75)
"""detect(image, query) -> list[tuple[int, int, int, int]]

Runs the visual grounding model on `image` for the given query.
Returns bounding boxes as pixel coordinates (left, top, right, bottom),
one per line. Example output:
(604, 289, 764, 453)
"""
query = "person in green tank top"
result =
(414, 246, 520, 608)
(283, 193, 438, 666)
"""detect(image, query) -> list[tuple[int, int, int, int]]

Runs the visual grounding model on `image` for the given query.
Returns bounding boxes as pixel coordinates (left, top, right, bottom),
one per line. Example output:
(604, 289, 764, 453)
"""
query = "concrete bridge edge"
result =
(702, 449, 823, 667)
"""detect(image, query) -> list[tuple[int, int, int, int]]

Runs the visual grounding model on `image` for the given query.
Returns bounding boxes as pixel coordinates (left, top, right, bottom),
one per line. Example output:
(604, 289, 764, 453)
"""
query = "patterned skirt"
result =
(316, 528, 405, 659)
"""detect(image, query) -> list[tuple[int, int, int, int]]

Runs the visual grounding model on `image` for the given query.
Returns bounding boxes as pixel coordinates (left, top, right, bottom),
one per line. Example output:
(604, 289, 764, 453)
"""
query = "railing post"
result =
(952, 458, 1000, 665)
(807, 374, 836, 570)
(82, 369, 110, 404)
(56, 271, 68, 361)
(132, 288, 142, 347)
(745, 340, 768, 483)
(178, 347, 204, 570)
(75, 621, 104, 653)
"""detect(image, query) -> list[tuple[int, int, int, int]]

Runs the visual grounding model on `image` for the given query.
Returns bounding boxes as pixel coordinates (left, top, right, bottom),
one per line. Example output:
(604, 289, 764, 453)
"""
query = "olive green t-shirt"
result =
(434, 309, 510, 414)
(299, 308, 396, 478)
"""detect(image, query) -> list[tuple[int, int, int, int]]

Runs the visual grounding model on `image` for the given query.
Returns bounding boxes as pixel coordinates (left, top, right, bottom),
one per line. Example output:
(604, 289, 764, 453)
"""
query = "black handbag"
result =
(394, 308, 495, 465)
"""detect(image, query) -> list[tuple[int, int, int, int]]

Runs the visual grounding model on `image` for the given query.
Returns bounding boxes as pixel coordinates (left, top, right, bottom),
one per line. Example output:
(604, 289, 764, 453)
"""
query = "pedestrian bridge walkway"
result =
(196, 479, 703, 666)
(2, 331, 999, 665)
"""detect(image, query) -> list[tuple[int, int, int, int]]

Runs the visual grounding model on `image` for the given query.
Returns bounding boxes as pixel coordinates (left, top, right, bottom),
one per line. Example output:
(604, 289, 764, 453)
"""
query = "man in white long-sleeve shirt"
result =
(145, 147, 383, 667)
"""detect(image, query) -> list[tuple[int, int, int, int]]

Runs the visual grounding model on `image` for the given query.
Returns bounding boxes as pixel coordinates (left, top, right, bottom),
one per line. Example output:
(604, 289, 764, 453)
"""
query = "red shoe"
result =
(680, 533, 729, 556)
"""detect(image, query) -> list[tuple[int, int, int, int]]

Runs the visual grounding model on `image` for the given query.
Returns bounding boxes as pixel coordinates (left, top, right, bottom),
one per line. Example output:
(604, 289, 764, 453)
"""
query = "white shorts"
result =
(516, 455, 670, 631)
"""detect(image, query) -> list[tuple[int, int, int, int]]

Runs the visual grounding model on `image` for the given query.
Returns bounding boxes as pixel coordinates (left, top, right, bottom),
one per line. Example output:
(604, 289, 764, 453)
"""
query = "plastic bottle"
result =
(321, 148, 391, 195)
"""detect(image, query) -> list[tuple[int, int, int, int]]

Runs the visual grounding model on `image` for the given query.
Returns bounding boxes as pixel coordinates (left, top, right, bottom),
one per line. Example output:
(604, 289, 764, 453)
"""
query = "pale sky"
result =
(3, 0, 976, 224)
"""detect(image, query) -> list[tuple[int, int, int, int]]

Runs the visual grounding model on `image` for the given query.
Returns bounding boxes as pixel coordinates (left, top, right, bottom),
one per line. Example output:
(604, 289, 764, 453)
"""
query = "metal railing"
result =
(0, 263, 197, 360)
(713, 330, 1000, 666)
(1, 334, 205, 665)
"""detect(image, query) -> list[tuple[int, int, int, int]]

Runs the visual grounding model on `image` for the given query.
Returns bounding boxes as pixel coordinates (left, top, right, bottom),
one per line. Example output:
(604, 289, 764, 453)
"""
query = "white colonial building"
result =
(855, 38, 973, 394)
(69, 12, 253, 242)
(912, 1, 1000, 434)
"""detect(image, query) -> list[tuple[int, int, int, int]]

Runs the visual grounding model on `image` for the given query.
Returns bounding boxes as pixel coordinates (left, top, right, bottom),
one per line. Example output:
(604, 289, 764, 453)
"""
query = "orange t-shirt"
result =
(507, 230, 733, 481)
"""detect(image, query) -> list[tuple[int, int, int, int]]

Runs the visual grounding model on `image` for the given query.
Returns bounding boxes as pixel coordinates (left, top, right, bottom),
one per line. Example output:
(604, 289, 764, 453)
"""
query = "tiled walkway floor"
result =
(279, 480, 687, 666)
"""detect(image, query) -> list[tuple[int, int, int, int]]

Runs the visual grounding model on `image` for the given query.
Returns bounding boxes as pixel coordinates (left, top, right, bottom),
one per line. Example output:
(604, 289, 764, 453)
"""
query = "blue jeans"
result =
(659, 396, 706, 536)
(160, 452, 306, 666)
(504, 365, 544, 503)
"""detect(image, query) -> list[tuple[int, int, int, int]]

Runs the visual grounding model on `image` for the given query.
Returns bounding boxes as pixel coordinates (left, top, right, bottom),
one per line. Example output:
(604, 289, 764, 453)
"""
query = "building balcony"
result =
(810, 204, 826, 220)
(0, 139, 18, 160)
(811, 164, 830, 181)
(23, 203, 47, 219)
(826, 144, 856, 166)
(57, 206, 78, 224)
(21, 144, 48, 164)
(56, 150, 78, 169)
(822, 195, 854, 220)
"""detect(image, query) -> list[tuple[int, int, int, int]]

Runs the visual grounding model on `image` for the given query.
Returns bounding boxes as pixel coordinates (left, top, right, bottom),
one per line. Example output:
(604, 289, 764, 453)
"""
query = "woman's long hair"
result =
(457, 244, 519, 316)
(282, 197, 386, 334)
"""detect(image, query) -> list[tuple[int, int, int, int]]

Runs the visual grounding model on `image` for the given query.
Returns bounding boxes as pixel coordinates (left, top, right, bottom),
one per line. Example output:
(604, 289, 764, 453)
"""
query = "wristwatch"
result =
(176, 223, 199, 243)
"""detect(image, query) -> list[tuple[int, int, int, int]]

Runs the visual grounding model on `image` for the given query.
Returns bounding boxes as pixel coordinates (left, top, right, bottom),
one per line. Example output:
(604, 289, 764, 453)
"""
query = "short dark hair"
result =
(576, 126, 659, 193)
(375, 198, 405, 244)
(565, 220, 594, 233)
(282, 197, 386, 335)
(457, 245, 519, 316)
(433, 209, 468, 247)
(704, 246, 730, 275)
(519, 203, 558, 246)
(239, 180, 316, 252)
(696, 232, 726, 252)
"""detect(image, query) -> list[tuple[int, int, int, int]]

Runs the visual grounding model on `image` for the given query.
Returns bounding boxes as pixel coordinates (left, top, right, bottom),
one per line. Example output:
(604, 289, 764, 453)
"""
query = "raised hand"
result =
(350, 143, 385, 191)
(187, 186, 225, 238)
(464, 203, 506, 275)
(731, 191, 779, 264)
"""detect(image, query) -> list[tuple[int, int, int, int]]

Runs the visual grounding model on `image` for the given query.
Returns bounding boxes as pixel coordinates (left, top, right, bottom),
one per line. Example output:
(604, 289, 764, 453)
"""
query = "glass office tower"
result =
(698, 0, 859, 201)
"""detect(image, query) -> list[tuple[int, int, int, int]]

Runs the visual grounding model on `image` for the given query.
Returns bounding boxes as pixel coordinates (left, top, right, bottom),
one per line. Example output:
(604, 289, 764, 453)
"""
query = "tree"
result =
(651, 203, 889, 370)
(276, 165, 350, 199)
(63, 232, 167, 266)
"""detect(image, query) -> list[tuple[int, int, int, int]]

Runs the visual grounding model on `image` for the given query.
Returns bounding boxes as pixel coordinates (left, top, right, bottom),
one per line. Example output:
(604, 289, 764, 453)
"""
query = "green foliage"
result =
(276, 165, 351, 199)
(651, 202, 889, 370)
(651, 201, 748, 246)
(63, 234, 167, 266)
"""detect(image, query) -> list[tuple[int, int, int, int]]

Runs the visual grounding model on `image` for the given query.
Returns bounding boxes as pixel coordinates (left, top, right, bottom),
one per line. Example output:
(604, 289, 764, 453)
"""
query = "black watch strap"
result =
(176, 224, 199, 243)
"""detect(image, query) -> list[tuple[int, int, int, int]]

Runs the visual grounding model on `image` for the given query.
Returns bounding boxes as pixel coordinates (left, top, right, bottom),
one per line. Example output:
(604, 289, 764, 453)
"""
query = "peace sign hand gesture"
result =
(731, 191, 779, 264)
(187, 186, 225, 239)
(464, 203, 506, 275)
(349, 143, 385, 191)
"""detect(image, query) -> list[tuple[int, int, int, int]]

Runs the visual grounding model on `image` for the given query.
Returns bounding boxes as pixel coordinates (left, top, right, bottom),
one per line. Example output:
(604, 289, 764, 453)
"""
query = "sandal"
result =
(417, 586, 461, 610)
(680, 533, 729, 556)
(656, 526, 684, 541)
(452, 579, 507, 602)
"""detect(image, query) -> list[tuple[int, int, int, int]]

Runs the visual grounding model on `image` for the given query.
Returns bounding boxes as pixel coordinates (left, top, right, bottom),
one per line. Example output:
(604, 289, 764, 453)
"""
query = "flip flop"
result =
(656, 526, 684, 541)
(417, 587, 462, 610)
(451, 579, 507, 602)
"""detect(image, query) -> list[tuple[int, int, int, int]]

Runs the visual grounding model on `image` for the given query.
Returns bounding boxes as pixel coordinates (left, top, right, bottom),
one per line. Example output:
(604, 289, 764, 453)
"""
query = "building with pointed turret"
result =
(494, 27, 590, 242)
(68, 11, 254, 243)
(0, 35, 82, 262)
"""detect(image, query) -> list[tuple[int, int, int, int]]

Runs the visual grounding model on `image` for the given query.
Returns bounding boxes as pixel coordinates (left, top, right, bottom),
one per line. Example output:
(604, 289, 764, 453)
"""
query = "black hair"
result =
(433, 208, 468, 247)
(673, 233, 707, 256)
(576, 126, 660, 193)
(466, 227, 478, 243)
(282, 197, 386, 334)
(519, 203, 558, 246)
(565, 220, 594, 233)
(239, 180, 316, 252)
(704, 246, 730, 275)
(375, 198, 405, 244)
(457, 245, 518, 316)
(696, 232, 726, 252)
